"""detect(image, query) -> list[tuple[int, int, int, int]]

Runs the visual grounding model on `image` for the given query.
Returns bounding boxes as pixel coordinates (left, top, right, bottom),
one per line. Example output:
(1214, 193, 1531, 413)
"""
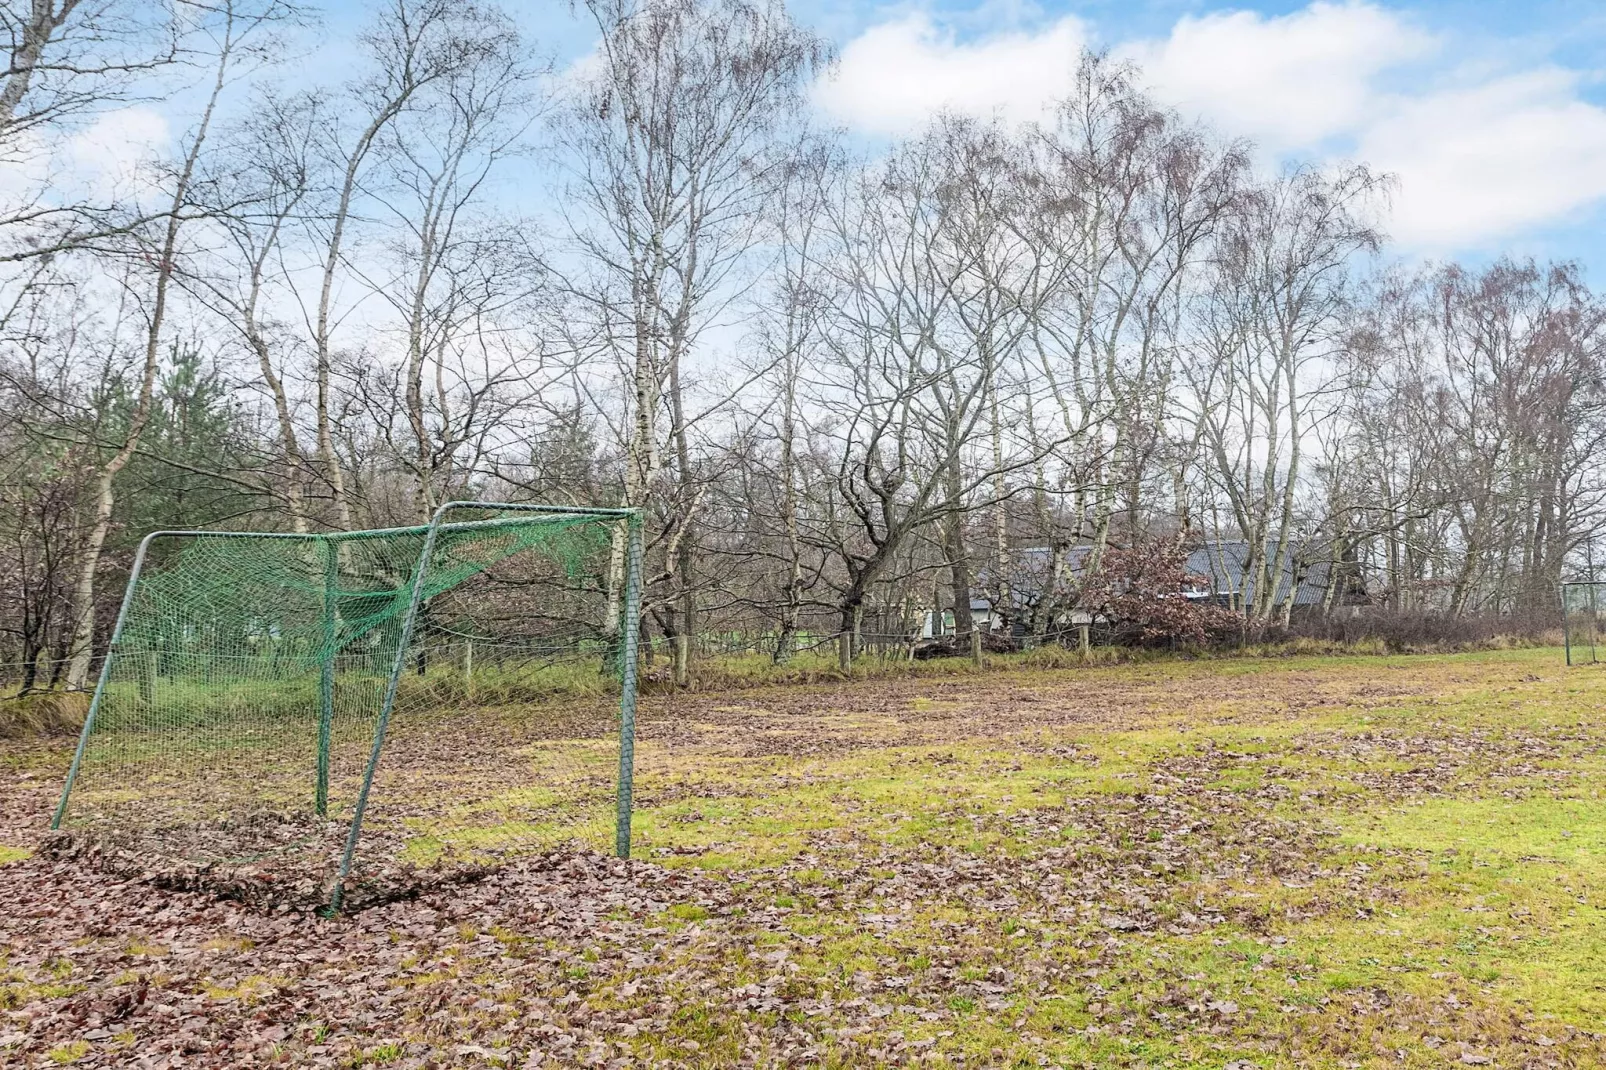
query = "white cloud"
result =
(1121, 1, 1435, 151)
(0, 106, 168, 223)
(813, 13, 1085, 136)
(817, 1, 1606, 253)
(1359, 70, 1606, 248)
(66, 107, 169, 202)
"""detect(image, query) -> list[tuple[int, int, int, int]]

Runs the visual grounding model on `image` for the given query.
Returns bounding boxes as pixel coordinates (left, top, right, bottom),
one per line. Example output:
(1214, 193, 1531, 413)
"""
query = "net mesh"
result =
(1563, 581, 1605, 666)
(54, 505, 640, 909)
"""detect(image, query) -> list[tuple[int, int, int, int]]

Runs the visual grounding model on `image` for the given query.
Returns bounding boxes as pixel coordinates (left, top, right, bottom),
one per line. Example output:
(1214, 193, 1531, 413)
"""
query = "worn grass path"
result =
(2, 647, 1605, 1067)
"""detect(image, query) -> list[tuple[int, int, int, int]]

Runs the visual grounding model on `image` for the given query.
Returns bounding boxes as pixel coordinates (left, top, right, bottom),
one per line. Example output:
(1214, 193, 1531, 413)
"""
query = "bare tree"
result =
(557, 0, 826, 682)
(745, 141, 836, 662)
(0, 0, 183, 263)
(63, 0, 295, 689)
(187, 90, 319, 530)
(1018, 54, 1244, 582)
(807, 128, 1042, 654)
(1183, 164, 1382, 622)
(361, 5, 539, 519)
(294, 0, 501, 530)
(1427, 261, 1606, 612)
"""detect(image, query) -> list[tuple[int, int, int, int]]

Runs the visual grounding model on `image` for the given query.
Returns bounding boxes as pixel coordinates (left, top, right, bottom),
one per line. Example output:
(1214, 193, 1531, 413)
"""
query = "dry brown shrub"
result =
(0, 690, 88, 738)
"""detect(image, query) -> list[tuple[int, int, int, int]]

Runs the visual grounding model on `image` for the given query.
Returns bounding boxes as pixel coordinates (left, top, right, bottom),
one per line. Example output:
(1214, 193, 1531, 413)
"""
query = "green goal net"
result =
(51, 502, 643, 911)
(1563, 581, 1606, 666)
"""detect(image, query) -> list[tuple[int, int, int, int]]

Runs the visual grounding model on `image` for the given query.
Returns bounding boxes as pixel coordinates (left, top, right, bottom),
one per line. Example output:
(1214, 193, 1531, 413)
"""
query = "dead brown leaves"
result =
(5, 657, 1606, 1067)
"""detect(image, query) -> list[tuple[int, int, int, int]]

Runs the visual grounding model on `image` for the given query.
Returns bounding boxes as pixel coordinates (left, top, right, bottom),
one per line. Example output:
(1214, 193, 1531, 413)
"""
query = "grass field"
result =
(2, 646, 1604, 1067)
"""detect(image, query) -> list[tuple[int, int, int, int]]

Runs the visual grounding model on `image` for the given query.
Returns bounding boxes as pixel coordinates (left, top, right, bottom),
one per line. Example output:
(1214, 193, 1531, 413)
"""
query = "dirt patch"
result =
(635, 660, 1446, 758)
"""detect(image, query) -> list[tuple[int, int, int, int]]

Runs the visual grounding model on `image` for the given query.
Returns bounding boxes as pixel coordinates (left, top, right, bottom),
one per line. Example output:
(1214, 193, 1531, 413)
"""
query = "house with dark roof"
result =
(1175, 540, 1343, 611)
(923, 540, 1356, 637)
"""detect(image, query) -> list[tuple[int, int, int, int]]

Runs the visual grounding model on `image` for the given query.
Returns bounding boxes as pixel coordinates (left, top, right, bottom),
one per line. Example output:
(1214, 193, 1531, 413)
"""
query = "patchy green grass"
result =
(582, 646, 1606, 1066)
(45, 1040, 90, 1064)
(6, 645, 1606, 1067)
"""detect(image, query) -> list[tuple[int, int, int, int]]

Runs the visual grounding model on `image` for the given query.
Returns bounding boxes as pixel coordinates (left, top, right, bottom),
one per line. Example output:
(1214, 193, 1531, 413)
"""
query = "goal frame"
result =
(50, 500, 645, 911)
(1562, 579, 1605, 667)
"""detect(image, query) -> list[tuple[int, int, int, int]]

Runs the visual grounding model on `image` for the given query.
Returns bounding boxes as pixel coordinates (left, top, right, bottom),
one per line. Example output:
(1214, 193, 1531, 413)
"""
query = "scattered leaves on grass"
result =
(2, 649, 1604, 1067)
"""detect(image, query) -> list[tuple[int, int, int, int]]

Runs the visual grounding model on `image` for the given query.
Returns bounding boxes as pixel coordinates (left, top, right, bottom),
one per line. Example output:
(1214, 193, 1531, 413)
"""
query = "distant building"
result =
(924, 540, 1358, 637)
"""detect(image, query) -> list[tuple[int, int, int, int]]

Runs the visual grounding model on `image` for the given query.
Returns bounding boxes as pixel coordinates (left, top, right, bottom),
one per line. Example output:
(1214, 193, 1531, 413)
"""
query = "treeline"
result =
(1, 0, 1602, 690)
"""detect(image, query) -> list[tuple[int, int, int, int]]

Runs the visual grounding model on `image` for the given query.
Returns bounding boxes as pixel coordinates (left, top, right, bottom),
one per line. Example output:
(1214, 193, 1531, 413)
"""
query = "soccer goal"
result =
(1562, 581, 1606, 666)
(51, 502, 643, 911)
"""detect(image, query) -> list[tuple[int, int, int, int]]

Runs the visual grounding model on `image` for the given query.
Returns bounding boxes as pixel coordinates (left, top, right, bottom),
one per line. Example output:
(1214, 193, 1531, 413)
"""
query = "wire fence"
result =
(0, 656, 104, 696)
(1563, 582, 1606, 665)
(2, 622, 1118, 700)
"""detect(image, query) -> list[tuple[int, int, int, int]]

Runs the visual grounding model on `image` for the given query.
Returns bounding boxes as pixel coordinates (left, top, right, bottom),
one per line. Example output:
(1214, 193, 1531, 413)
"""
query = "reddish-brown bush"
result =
(1077, 540, 1244, 647)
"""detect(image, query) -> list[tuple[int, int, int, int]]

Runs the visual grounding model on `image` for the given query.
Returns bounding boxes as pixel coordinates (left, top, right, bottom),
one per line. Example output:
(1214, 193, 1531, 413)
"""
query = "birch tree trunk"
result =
(65, 4, 253, 688)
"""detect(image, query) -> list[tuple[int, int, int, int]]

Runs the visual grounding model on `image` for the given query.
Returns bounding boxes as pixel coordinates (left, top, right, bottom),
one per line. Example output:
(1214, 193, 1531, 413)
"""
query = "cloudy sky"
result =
(794, 0, 1606, 261)
(240, 0, 1606, 265)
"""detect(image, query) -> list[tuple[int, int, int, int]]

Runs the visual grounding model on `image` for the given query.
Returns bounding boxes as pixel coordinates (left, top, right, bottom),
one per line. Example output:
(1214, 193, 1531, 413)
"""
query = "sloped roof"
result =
(1183, 541, 1333, 607)
(984, 540, 1336, 608)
